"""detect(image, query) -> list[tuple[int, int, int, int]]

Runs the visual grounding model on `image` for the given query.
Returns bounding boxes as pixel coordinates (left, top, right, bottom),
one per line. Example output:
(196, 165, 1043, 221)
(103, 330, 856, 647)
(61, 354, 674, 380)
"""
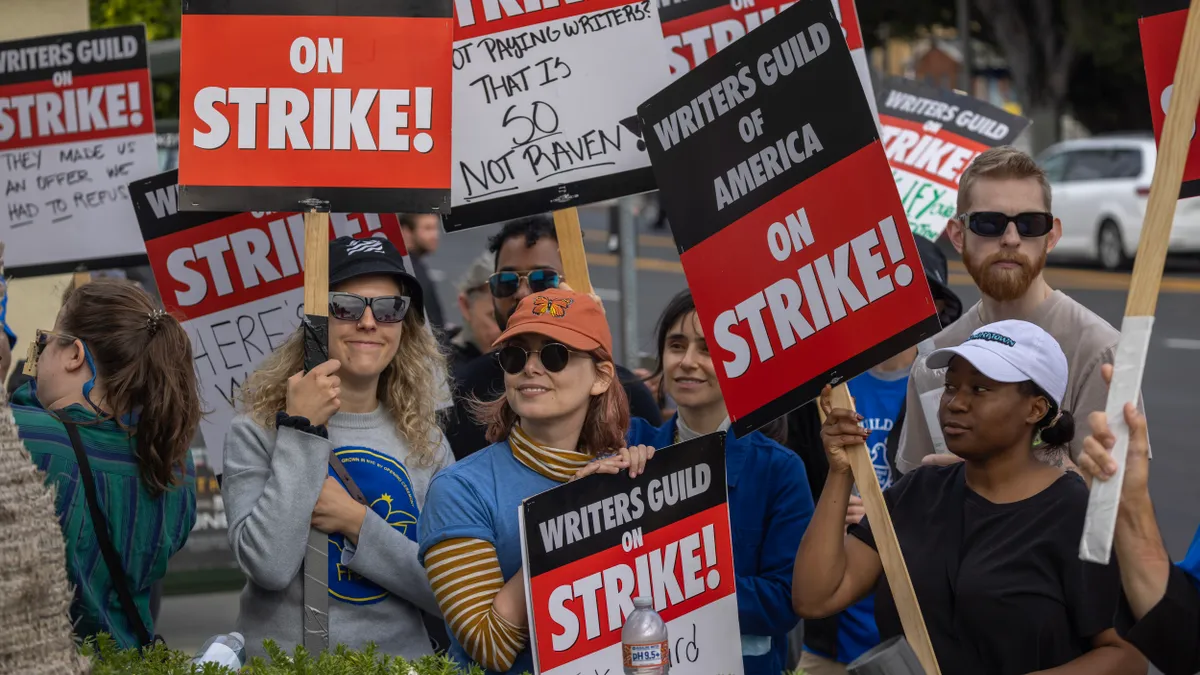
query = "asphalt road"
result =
(158, 204, 1200, 661)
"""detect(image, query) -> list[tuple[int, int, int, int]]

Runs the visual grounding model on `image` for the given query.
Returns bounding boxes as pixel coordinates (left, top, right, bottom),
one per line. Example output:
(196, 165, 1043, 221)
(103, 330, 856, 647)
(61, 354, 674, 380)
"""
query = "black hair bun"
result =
(1040, 409, 1075, 449)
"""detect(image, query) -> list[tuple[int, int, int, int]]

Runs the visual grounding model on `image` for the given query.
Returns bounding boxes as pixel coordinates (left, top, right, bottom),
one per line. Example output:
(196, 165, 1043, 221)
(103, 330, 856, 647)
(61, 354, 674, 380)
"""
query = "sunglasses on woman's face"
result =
(488, 269, 562, 298)
(328, 293, 410, 323)
(24, 329, 82, 377)
(958, 211, 1054, 238)
(497, 342, 584, 374)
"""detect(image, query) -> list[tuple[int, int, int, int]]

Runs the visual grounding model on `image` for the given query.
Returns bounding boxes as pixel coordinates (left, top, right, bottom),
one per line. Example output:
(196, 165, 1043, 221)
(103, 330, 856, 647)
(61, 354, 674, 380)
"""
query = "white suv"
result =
(1036, 135, 1200, 270)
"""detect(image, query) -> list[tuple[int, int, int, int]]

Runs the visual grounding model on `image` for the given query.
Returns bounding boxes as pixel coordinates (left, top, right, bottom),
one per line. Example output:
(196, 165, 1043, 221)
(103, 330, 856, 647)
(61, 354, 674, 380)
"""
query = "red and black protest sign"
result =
(876, 75, 1029, 241)
(0, 25, 160, 274)
(132, 169, 409, 471)
(520, 433, 742, 675)
(1139, 0, 1200, 198)
(177, 0, 453, 214)
(638, 1, 941, 435)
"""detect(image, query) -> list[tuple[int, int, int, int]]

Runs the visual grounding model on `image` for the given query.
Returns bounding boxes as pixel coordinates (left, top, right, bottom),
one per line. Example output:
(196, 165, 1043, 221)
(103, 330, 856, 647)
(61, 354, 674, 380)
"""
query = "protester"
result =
(445, 215, 661, 460)
(1076, 364, 1200, 675)
(626, 289, 812, 675)
(896, 146, 1137, 474)
(419, 288, 650, 674)
(11, 279, 199, 648)
(223, 236, 453, 660)
(792, 320, 1147, 674)
(400, 213, 447, 332)
(448, 251, 500, 373)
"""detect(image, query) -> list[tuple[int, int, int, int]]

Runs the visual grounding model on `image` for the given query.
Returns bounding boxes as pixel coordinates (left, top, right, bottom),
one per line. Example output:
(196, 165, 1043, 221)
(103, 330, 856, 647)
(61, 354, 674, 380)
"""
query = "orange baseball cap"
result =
(492, 289, 613, 355)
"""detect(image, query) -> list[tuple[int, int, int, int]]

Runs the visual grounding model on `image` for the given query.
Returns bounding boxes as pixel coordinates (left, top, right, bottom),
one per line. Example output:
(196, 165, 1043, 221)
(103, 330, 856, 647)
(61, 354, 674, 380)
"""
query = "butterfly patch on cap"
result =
(533, 296, 573, 317)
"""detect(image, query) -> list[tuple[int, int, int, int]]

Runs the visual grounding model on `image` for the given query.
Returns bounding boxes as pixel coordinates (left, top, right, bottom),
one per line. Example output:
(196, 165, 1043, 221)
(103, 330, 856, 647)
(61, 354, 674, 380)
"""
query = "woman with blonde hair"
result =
(223, 236, 453, 659)
(418, 287, 647, 674)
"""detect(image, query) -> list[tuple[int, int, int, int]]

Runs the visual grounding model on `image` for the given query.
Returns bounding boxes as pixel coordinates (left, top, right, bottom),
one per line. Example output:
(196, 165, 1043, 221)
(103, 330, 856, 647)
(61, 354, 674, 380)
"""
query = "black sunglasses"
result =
(488, 270, 562, 298)
(329, 292, 410, 323)
(497, 342, 585, 374)
(959, 211, 1054, 238)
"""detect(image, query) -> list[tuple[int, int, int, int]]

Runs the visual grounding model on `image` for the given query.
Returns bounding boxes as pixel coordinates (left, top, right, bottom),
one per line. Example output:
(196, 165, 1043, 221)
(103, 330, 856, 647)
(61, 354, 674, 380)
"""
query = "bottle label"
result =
(623, 640, 669, 668)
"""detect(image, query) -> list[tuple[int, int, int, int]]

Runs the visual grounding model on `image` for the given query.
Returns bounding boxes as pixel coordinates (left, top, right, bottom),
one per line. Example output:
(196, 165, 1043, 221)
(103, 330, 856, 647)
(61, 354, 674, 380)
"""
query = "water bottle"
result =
(192, 632, 246, 670)
(622, 596, 669, 674)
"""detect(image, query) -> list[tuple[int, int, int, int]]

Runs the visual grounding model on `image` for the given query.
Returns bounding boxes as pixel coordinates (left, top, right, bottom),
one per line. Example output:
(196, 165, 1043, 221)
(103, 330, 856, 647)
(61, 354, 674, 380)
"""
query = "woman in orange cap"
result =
(418, 288, 646, 674)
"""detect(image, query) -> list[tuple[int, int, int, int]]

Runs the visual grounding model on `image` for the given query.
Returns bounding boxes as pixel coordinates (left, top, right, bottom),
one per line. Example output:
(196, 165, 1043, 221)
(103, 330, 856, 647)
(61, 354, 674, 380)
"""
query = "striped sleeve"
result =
(423, 537, 528, 671)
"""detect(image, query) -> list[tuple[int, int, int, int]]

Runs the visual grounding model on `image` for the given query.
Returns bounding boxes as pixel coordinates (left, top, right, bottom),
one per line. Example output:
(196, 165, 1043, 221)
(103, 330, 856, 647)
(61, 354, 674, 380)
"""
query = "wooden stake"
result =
(72, 270, 91, 289)
(301, 206, 331, 654)
(553, 208, 593, 294)
(1081, 0, 1200, 563)
(822, 384, 941, 675)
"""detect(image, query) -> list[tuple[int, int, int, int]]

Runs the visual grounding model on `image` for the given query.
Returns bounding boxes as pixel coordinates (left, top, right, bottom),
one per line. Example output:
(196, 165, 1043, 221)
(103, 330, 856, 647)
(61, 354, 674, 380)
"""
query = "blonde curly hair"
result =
(238, 308, 447, 467)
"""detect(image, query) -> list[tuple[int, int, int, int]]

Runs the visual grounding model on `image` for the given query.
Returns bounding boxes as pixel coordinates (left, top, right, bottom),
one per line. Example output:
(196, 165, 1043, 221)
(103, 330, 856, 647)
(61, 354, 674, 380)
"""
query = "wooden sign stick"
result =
(1081, 0, 1200, 563)
(553, 208, 593, 294)
(821, 385, 941, 675)
(300, 203, 331, 654)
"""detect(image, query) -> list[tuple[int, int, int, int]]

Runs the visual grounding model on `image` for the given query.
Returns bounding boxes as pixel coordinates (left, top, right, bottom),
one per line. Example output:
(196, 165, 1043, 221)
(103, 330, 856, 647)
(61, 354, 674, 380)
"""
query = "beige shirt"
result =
(896, 290, 1133, 474)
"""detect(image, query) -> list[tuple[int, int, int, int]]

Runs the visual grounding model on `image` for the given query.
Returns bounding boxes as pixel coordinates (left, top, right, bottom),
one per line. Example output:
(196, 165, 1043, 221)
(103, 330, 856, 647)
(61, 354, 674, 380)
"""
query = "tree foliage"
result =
(90, 0, 181, 121)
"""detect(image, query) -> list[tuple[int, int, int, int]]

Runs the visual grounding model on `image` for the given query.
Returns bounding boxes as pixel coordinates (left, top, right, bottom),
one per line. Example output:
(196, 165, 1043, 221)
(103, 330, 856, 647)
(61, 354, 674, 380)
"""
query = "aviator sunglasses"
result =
(497, 342, 584, 374)
(488, 270, 562, 298)
(328, 292, 410, 323)
(958, 211, 1054, 238)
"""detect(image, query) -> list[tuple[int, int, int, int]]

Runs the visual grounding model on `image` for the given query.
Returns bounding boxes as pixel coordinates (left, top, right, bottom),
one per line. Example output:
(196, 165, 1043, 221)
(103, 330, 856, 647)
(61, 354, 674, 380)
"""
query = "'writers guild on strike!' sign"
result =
(0, 25, 159, 272)
(178, 0, 453, 214)
(639, 0, 940, 434)
(520, 433, 743, 675)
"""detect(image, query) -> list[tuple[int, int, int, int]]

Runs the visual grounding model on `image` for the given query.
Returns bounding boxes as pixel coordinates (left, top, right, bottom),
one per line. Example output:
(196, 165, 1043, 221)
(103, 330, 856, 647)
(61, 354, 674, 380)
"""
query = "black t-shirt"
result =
(848, 463, 1121, 675)
(444, 350, 663, 460)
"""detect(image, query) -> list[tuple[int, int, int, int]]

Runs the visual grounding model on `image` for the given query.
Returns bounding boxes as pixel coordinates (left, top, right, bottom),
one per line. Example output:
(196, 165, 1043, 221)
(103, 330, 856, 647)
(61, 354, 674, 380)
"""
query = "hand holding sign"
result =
(817, 385, 871, 475)
(287, 359, 342, 425)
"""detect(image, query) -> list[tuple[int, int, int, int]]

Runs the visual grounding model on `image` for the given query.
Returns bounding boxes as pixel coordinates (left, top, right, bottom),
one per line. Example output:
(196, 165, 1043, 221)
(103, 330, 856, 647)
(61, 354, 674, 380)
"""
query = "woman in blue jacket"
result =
(627, 289, 815, 675)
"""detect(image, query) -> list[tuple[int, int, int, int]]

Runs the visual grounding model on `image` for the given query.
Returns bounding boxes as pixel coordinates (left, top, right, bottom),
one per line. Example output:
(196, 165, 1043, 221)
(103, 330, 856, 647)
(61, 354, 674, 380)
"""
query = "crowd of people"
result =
(3, 145, 1198, 675)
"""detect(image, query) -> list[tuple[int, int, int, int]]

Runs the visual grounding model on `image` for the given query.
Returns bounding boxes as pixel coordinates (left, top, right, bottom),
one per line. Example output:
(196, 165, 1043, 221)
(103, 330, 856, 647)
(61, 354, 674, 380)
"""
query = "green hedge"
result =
(83, 634, 809, 675)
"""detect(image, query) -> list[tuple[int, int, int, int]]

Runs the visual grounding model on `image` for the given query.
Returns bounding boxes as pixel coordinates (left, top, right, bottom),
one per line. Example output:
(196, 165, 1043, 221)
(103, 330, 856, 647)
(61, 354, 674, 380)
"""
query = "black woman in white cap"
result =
(792, 319, 1146, 674)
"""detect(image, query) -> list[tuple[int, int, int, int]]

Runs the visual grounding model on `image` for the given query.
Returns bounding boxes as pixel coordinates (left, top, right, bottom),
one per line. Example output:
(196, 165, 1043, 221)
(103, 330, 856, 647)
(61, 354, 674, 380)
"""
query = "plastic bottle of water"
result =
(622, 596, 669, 674)
(192, 632, 246, 670)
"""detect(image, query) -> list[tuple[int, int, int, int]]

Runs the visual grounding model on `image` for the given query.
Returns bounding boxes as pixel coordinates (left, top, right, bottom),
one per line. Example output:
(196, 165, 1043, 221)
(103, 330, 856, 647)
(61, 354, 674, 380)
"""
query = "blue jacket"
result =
(627, 416, 815, 675)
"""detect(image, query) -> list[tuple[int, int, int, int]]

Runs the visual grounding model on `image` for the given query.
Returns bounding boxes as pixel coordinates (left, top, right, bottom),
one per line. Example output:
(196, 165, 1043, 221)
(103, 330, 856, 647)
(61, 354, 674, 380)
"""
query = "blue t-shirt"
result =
(809, 368, 909, 664)
(1182, 524, 1200, 592)
(417, 440, 558, 675)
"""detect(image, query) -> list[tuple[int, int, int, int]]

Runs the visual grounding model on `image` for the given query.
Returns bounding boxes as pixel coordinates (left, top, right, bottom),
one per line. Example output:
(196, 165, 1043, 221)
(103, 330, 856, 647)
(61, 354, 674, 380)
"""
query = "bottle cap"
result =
(634, 596, 652, 608)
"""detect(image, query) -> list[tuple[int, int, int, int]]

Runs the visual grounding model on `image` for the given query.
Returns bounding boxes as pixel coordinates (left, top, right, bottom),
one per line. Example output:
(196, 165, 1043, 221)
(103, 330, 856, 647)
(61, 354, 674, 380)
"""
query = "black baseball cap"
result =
(913, 236, 962, 325)
(328, 236, 425, 322)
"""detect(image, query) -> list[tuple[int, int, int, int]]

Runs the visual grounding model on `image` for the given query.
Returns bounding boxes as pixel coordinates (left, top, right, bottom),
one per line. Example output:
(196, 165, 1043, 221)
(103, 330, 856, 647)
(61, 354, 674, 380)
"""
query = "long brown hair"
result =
(239, 298, 448, 466)
(57, 279, 201, 496)
(473, 346, 630, 455)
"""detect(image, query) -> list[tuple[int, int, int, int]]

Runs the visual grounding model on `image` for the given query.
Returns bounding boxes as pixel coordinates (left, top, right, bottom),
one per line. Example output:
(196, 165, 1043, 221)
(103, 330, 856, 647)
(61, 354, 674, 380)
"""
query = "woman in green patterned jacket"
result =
(11, 279, 199, 649)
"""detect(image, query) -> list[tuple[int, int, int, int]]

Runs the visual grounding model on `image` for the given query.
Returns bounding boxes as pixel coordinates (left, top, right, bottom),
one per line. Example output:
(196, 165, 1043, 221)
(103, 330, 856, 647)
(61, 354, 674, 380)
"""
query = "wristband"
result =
(275, 411, 329, 439)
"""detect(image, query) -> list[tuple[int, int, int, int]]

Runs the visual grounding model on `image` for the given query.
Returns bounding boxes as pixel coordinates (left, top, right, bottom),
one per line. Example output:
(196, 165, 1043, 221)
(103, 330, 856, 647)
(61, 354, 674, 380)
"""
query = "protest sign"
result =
(659, 0, 876, 117)
(0, 25, 158, 274)
(1139, 0, 1200, 198)
(131, 169, 411, 472)
(875, 75, 1029, 241)
(638, 1, 941, 435)
(177, 0, 453, 214)
(520, 433, 741, 675)
(441, 0, 672, 230)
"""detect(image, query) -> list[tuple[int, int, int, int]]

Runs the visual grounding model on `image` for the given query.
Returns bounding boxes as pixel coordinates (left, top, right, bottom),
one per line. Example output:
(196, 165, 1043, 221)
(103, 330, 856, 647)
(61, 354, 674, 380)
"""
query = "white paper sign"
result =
(444, 0, 672, 229)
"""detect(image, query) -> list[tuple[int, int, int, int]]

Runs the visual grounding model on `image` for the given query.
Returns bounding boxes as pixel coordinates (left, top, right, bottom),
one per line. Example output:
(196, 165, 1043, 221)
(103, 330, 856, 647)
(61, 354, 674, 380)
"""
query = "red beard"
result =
(962, 245, 1047, 302)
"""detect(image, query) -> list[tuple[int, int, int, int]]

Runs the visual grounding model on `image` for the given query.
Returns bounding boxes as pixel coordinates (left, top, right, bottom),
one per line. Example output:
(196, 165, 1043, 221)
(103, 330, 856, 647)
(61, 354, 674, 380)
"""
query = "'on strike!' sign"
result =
(520, 433, 742, 675)
(639, 1, 941, 434)
(178, 0, 453, 214)
(132, 169, 411, 472)
(0, 25, 159, 273)
(1139, 0, 1200, 198)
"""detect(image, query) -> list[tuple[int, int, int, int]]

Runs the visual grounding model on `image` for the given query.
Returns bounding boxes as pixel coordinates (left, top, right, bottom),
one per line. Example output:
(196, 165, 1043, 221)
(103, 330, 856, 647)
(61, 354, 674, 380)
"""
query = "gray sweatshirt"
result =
(222, 406, 454, 659)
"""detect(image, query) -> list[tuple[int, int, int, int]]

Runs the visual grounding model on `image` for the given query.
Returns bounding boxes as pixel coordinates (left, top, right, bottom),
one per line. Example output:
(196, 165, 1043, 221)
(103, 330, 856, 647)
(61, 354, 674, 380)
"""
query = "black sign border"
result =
(183, 0, 452, 18)
(873, 73, 1031, 148)
(0, 24, 148, 86)
(177, 185, 449, 215)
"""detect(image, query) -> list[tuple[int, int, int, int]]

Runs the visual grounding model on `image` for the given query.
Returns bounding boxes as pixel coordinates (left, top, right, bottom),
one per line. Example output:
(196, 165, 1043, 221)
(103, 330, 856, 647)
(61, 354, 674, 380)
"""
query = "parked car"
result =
(1036, 134, 1200, 270)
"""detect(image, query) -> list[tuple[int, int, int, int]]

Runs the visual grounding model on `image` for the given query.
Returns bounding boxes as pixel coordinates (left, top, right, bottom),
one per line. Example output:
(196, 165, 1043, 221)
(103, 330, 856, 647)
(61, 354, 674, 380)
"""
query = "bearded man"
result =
(894, 146, 1144, 473)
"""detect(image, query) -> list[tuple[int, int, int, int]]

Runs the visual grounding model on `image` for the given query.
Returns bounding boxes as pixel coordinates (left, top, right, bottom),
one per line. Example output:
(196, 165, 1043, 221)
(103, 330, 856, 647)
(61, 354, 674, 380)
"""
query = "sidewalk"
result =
(156, 591, 240, 654)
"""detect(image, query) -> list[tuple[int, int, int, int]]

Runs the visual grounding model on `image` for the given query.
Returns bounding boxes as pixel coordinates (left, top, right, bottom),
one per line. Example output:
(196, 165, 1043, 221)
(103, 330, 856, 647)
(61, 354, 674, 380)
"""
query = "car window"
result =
(1109, 149, 1143, 179)
(1040, 153, 1070, 182)
(1063, 150, 1115, 181)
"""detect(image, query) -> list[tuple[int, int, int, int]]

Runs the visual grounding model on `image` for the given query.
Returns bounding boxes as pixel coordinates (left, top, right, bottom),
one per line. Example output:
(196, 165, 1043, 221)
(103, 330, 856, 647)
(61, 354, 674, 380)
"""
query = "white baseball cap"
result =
(925, 319, 1068, 407)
